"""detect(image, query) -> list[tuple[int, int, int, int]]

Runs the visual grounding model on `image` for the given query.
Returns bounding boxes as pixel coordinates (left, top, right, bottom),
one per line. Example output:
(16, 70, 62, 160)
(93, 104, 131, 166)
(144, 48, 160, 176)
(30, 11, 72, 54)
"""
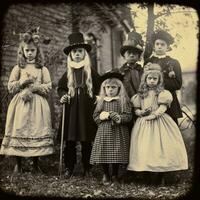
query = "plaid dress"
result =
(90, 99, 132, 164)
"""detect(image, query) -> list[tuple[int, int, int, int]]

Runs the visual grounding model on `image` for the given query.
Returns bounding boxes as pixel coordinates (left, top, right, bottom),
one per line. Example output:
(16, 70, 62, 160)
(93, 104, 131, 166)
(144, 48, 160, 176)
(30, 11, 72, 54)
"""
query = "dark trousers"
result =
(64, 141, 92, 172)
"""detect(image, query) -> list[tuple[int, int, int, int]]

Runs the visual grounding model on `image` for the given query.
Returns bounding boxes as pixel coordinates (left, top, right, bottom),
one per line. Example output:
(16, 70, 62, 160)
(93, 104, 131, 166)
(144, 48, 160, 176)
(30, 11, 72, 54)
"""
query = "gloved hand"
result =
(20, 78, 34, 88)
(99, 111, 110, 120)
(135, 107, 151, 117)
(110, 111, 121, 124)
(60, 94, 71, 104)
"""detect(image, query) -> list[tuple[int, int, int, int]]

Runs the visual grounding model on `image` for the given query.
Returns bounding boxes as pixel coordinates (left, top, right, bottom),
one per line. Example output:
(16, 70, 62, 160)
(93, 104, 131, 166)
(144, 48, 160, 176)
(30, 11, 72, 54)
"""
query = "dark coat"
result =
(145, 55, 183, 119)
(119, 62, 143, 98)
(57, 67, 100, 142)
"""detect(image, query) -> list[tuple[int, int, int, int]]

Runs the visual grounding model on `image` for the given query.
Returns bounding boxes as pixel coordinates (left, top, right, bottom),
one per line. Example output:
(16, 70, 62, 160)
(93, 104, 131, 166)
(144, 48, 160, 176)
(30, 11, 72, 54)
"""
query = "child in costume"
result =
(119, 31, 144, 99)
(127, 63, 188, 184)
(0, 27, 54, 173)
(57, 32, 100, 178)
(90, 71, 132, 185)
(144, 30, 183, 124)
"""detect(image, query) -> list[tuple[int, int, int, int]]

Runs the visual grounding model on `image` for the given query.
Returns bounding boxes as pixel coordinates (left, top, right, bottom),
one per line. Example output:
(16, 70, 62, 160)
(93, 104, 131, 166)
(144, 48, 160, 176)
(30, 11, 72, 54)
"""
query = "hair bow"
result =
(19, 27, 40, 44)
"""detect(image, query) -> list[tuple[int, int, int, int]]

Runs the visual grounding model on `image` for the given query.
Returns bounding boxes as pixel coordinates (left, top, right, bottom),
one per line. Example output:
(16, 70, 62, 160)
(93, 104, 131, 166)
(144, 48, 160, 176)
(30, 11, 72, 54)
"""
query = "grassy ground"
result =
(0, 126, 196, 199)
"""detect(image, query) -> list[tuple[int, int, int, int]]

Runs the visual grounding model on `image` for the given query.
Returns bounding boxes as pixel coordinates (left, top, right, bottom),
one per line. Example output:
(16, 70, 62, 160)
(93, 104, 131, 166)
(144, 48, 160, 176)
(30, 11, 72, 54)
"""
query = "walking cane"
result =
(59, 103, 65, 178)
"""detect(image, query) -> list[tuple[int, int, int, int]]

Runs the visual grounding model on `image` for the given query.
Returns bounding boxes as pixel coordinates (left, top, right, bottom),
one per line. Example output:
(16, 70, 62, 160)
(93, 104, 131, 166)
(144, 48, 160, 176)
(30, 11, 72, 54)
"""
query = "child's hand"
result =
(144, 114, 156, 121)
(110, 112, 121, 124)
(60, 94, 70, 104)
(142, 107, 152, 116)
(168, 70, 176, 78)
(135, 108, 151, 117)
(99, 111, 110, 120)
(20, 78, 34, 88)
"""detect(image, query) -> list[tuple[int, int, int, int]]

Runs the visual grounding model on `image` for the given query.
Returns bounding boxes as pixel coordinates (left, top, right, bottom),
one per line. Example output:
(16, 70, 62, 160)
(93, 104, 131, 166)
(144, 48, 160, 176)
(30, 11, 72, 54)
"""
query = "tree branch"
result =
(155, 10, 195, 19)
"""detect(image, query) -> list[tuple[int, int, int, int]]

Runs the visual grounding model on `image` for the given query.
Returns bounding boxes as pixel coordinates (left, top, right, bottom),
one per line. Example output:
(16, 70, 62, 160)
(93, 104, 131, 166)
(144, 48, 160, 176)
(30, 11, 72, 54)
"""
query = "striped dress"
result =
(90, 98, 132, 164)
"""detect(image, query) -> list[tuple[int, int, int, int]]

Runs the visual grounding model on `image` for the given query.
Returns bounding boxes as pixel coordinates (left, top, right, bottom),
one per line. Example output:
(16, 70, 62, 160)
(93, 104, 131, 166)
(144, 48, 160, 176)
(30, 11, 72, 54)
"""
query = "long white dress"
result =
(127, 89, 188, 172)
(0, 64, 54, 157)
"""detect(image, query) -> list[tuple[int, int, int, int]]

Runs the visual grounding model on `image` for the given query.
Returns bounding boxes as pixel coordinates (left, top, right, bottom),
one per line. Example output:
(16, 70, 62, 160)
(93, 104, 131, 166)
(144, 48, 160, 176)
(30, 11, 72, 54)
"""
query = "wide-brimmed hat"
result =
(63, 32, 92, 55)
(120, 31, 144, 56)
(151, 30, 174, 46)
(101, 69, 123, 83)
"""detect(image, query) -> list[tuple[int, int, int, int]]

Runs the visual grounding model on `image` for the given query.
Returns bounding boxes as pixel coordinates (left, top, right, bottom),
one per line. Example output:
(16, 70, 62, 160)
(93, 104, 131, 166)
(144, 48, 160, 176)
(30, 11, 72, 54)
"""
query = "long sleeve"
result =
(7, 65, 21, 94)
(164, 59, 182, 91)
(123, 72, 135, 98)
(152, 90, 173, 116)
(93, 107, 102, 125)
(120, 105, 132, 124)
(57, 71, 68, 98)
(91, 67, 101, 96)
(152, 104, 167, 116)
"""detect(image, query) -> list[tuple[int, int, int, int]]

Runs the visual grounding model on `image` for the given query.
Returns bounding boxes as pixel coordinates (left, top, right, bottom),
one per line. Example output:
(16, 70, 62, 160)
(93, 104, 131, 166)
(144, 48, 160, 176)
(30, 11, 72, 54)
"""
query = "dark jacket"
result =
(57, 67, 100, 142)
(145, 55, 183, 119)
(119, 62, 143, 98)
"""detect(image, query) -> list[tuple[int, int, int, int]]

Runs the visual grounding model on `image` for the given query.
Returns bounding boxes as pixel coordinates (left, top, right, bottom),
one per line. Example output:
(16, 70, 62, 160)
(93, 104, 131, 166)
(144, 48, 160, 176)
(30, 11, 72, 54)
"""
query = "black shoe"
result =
(64, 168, 73, 179)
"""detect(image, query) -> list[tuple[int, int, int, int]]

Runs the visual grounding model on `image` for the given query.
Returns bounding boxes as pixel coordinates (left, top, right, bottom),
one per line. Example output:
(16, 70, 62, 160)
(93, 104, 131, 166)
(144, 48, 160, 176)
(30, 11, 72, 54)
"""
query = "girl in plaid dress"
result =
(90, 71, 132, 185)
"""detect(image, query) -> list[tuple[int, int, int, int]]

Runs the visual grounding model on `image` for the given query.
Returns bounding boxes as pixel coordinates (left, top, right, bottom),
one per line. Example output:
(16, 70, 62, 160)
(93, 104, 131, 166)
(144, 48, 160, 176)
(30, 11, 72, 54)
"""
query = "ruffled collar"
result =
(150, 52, 167, 59)
(104, 96, 119, 102)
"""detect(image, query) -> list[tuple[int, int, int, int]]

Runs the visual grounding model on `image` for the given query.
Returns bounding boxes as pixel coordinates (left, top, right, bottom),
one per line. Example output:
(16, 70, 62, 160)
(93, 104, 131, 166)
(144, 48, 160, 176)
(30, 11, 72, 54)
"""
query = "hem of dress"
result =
(0, 149, 54, 157)
(127, 166, 188, 172)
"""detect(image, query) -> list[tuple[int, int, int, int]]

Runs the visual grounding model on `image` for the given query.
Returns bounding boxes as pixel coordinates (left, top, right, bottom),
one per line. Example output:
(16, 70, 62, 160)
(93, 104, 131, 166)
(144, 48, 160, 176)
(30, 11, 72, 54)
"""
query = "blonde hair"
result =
(17, 41, 44, 68)
(67, 49, 93, 97)
(96, 78, 131, 113)
(138, 70, 164, 98)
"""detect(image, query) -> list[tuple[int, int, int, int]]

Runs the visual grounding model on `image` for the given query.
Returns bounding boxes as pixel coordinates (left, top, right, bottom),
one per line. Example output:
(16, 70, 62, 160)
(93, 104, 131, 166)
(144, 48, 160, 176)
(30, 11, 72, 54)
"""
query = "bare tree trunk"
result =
(71, 4, 80, 32)
(144, 3, 155, 60)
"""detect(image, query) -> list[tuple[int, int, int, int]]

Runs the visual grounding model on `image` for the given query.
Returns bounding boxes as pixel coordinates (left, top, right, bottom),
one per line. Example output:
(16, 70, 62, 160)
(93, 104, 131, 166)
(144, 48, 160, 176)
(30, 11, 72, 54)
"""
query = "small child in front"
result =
(90, 70, 132, 186)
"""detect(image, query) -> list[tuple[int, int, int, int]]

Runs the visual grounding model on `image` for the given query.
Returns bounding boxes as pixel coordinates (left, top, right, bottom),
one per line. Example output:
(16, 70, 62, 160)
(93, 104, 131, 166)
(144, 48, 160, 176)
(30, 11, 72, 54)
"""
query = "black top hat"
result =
(101, 69, 123, 83)
(63, 32, 92, 55)
(120, 31, 144, 56)
(151, 30, 174, 45)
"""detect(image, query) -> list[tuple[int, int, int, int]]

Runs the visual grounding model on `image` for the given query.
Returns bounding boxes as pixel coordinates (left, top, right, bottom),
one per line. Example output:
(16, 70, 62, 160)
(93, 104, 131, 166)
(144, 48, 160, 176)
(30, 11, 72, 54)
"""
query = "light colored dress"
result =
(127, 89, 188, 172)
(0, 64, 54, 157)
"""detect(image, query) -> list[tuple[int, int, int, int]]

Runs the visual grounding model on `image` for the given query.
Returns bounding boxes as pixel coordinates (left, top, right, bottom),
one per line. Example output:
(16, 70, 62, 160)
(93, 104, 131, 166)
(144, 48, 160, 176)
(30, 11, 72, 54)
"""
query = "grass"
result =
(0, 126, 196, 199)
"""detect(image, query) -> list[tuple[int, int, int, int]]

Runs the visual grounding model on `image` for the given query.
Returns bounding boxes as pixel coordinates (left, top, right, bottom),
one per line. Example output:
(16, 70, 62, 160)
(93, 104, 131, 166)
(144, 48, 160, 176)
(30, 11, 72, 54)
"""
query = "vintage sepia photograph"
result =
(0, 0, 199, 199)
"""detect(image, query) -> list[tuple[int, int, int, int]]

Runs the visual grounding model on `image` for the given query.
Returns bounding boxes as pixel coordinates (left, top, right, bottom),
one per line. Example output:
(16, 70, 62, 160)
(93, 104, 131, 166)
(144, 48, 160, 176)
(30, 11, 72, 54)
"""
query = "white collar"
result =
(150, 52, 167, 59)
(104, 96, 119, 102)
(26, 59, 36, 64)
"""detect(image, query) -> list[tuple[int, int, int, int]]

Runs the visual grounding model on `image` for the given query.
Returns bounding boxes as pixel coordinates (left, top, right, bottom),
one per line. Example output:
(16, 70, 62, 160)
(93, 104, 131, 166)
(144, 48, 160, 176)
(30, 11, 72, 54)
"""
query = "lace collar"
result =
(103, 96, 119, 102)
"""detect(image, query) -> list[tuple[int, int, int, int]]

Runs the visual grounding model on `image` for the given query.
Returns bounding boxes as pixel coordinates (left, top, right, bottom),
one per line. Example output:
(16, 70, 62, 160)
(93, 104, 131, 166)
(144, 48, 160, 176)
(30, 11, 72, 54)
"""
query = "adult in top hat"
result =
(63, 32, 92, 55)
(151, 30, 174, 46)
(120, 31, 144, 57)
